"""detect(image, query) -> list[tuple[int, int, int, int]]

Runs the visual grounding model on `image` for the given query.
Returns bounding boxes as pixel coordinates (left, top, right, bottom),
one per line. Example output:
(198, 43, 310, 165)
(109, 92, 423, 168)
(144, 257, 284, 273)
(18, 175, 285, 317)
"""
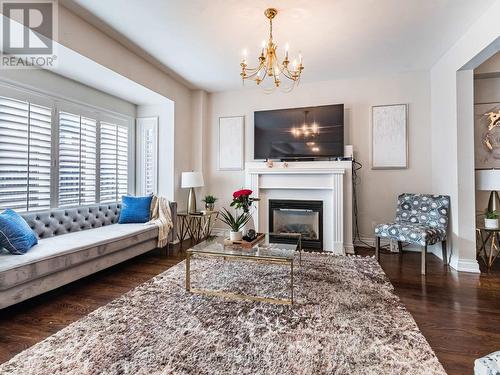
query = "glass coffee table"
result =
(185, 233, 301, 305)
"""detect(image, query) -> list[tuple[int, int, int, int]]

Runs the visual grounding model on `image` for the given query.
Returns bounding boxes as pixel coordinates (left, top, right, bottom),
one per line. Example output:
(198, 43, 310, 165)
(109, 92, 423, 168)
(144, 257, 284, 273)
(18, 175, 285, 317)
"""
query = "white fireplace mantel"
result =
(245, 161, 354, 254)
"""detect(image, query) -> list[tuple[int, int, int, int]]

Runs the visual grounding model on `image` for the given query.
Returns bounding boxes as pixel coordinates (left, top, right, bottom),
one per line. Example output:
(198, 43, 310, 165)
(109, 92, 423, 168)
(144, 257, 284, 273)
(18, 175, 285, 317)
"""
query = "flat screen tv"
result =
(254, 104, 344, 160)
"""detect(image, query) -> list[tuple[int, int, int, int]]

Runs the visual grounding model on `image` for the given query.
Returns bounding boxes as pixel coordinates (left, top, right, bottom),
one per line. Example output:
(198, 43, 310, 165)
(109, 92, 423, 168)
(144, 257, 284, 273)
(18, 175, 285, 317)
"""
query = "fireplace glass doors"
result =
(269, 199, 323, 250)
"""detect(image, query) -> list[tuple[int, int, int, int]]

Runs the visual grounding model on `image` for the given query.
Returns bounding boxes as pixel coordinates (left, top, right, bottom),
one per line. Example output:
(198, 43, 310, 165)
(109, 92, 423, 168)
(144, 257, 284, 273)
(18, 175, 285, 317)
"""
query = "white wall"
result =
(0, 69, 136, 117)
(58, 5, 195, 208)
(206, 71, 432, 238)
(430, 0, 500, 272)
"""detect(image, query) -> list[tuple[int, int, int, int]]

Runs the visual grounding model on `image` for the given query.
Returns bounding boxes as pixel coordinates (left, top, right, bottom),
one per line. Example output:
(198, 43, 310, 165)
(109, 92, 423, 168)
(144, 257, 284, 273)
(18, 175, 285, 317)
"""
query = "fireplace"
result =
(269, 199, 323, 250)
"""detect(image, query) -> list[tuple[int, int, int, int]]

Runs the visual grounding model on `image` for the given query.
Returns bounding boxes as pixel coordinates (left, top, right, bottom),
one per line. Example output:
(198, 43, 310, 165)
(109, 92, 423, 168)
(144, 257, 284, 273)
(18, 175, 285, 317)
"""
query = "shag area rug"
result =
(0, 253, 446, 375)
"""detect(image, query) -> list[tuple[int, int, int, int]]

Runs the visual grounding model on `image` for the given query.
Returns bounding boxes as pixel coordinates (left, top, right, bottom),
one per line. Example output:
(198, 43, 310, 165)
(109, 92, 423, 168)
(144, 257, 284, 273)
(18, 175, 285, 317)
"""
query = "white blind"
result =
(28, 103, 52, 210)
(81, 117, 97, 204)
(0, 96, 51, 211)
(143, 127, 155, 194)
(117, 125, 128, 197)
(58, 111, 97, 207)
(100, 122, 128, 202)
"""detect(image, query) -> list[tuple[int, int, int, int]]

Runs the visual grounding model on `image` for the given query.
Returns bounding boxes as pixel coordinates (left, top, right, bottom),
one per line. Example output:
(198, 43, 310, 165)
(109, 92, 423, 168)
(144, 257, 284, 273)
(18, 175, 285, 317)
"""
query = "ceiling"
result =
(66, 0, 496, 92)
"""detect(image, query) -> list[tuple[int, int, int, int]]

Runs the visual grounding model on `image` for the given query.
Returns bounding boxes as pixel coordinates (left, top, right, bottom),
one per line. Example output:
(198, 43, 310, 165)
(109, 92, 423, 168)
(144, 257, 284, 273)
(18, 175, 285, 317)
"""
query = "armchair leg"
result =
(397, 241, 403, 253)
(441, 240, 448, 265)
(375, 236, 381, 261)
(421, 245, 427, 275)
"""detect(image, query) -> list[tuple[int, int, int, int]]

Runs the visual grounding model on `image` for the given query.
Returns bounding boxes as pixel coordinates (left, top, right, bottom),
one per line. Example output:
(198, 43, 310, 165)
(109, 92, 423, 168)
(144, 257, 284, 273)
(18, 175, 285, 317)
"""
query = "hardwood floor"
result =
(357, 247, 500, 375)
(1, 244, 499, 374)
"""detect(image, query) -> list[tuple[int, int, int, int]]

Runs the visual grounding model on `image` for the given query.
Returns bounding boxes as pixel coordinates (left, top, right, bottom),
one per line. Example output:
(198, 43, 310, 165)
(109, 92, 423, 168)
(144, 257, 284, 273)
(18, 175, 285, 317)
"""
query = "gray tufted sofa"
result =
(0, 202, 177, 309)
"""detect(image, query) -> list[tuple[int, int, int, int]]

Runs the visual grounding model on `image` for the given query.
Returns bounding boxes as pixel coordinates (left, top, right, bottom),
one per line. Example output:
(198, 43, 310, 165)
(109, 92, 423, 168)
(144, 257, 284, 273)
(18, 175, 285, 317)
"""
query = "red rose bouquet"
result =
(230, 189, 259, 213)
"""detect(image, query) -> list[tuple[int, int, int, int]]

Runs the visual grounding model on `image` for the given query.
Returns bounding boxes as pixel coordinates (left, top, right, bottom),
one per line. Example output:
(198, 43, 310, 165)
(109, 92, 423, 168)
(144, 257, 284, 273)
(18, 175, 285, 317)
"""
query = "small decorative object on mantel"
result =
(202, 195, 217, 211)
(266, 159, 274, 168)
(283, 162, 289, 168)
(218, 189, 260, 241)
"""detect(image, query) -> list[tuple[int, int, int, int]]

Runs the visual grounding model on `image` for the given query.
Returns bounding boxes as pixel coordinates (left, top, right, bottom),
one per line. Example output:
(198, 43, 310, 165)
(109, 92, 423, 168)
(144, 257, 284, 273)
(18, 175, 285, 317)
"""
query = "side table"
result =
(177, 210, 219, 246)
(477, 226, 500, 270)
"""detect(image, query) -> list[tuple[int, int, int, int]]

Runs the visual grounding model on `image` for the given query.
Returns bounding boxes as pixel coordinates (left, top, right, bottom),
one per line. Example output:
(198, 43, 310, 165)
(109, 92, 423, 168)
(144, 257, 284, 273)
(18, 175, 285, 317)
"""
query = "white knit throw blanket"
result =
(146, 195, 173, 248)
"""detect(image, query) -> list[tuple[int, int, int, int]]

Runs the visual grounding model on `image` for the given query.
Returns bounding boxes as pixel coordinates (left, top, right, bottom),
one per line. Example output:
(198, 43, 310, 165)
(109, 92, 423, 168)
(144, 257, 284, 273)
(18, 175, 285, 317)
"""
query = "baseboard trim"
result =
(450, 256, 480, 273)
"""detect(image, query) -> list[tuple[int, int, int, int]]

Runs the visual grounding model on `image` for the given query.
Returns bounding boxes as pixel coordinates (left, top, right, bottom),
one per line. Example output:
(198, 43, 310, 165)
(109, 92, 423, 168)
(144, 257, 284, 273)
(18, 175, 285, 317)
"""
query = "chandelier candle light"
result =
(240, 8, 304, 92)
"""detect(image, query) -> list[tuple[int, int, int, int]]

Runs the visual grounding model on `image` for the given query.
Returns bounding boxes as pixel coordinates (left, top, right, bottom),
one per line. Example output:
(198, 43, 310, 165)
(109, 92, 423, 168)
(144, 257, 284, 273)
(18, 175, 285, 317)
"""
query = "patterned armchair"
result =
(374, 193, 450, 275)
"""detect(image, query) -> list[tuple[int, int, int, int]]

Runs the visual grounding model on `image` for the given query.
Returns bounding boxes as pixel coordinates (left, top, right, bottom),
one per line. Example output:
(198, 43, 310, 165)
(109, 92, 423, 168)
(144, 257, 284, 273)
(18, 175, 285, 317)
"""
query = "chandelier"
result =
(240, 8, 304, 92)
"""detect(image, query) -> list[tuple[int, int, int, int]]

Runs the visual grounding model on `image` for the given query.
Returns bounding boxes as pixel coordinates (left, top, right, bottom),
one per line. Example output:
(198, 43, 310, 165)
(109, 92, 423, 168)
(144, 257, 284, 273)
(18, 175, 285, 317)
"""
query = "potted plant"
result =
(485, 210, 499, 229)
(218, 208, 252, 241)
(202, 195, 217, 211)
(219, 189, 259, 241)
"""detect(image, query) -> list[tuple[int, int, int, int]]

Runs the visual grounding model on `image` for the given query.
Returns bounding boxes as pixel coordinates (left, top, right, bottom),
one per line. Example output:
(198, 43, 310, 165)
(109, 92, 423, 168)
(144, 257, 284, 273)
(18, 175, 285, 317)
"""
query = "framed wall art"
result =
(371, 104, 408, 169)
(218, 116, 244, 171)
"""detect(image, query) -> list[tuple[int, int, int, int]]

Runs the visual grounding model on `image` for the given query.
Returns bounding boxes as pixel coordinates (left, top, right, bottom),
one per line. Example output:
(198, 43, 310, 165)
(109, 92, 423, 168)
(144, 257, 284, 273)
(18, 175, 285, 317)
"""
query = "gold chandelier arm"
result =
(280, 66, 299, 80)
(243, 62, 266, 80)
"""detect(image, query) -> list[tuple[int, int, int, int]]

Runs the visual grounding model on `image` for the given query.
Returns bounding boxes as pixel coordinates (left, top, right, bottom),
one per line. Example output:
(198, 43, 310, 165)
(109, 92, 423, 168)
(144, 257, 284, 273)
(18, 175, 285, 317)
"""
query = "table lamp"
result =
(181, 171, 204, 213)
(476, 169, 500, 212)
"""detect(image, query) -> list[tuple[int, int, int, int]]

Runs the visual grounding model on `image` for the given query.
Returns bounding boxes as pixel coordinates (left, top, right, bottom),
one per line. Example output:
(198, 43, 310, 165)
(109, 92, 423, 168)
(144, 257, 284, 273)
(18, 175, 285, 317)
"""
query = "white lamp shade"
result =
(181, 171, 204, 188)
(476, 169, 500, 191)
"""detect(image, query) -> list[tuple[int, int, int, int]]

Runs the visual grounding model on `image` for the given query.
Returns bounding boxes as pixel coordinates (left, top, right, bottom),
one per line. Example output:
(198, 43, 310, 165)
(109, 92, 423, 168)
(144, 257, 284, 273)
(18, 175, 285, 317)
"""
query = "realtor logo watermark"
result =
(1, 0, 58, 68)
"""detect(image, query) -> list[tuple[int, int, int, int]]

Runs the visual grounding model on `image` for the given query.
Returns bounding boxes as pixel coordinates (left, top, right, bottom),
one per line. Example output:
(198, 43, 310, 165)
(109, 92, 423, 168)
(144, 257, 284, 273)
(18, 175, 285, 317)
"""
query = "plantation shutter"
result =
(143, 127, 155, 194)
(117, 125, 128, 197)
(27, 103, 52, 210)
(0, 96, 51, 211)
(137, 117, 158, 195)
(80, 117, 97, 204)
(58, 111, 97, 207)
(0, 97, 29, 210)
(100, 122, 128, 202)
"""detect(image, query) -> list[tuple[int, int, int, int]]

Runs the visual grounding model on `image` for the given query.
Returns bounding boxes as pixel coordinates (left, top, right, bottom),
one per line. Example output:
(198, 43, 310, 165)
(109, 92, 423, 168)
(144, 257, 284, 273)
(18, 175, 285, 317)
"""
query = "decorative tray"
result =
(223, 232, 266, 248)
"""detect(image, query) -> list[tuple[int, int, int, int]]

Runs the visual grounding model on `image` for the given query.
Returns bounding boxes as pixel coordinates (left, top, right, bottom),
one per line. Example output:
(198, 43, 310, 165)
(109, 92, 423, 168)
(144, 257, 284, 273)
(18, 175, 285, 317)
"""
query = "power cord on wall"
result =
(352, 159, 392, 251)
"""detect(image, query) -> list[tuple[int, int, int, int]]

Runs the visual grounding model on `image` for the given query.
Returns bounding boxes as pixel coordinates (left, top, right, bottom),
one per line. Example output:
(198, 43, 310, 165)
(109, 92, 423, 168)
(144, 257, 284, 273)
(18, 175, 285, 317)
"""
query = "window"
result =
(0, 86, 133, 212)
(0, 96, 51, 211)
(100, 122, 128, 203)
(137, 117, 158, 195)
(58, 112, 97, 207)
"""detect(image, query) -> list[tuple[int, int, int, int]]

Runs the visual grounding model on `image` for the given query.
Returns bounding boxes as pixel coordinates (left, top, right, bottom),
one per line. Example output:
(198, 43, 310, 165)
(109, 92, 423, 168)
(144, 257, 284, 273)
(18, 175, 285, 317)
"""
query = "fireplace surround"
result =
(245, 161, 353, 253)
(269, 199, 323, 250)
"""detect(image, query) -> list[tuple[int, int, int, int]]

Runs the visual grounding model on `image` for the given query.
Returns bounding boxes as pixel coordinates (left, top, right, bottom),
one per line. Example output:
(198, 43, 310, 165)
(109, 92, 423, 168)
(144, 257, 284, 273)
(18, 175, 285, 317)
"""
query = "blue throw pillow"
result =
(118, 195, 153, 224)
(0, 209, 38, 255)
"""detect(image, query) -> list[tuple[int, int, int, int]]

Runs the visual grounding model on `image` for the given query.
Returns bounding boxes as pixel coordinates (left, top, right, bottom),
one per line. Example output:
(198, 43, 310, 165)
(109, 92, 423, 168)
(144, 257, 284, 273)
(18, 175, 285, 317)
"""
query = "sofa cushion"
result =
(118, 195, 153, 224)
(0, 223, 158, 291)
(0, 209, 38, 254)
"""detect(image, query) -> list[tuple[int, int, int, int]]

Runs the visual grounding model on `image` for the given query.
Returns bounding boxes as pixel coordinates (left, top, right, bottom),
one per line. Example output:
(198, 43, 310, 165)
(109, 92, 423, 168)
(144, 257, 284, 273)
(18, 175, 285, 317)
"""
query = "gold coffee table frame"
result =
(185, 234, 301, 305)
